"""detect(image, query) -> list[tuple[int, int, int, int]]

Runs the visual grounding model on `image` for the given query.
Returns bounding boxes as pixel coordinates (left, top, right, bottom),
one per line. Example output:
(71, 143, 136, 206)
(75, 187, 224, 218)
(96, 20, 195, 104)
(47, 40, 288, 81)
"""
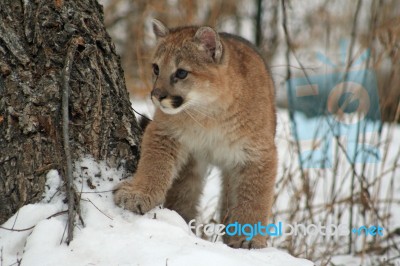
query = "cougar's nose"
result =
(151, 88, 167, 101)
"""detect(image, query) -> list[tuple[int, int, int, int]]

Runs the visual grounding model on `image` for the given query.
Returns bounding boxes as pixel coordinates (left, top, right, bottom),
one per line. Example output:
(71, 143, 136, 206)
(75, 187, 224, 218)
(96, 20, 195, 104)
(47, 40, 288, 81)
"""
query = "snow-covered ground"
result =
(0, 158, 312, 266)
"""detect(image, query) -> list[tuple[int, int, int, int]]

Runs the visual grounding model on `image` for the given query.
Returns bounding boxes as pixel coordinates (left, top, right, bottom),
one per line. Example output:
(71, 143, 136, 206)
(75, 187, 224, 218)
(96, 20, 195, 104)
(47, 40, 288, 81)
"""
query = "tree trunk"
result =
(0, 0, 142, 224)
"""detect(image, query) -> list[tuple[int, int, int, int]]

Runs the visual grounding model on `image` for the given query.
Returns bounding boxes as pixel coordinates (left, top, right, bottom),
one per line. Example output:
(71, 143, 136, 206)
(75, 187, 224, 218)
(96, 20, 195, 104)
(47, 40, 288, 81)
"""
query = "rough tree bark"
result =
(0, 0, 142, 224)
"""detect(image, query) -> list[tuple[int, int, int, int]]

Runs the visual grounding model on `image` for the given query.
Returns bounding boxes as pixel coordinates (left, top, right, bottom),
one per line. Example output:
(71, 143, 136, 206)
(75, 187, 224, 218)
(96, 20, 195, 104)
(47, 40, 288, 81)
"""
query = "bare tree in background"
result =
(0, 0, 142, 238)
(101, 0, 399, 124)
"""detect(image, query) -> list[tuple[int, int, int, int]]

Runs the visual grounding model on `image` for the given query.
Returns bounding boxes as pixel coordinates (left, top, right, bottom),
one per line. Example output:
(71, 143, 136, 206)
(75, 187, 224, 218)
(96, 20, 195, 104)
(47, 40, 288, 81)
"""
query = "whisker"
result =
(190, 108, 214, 120)
(186, 101, 216, 120)
(184, 109, 205, 129)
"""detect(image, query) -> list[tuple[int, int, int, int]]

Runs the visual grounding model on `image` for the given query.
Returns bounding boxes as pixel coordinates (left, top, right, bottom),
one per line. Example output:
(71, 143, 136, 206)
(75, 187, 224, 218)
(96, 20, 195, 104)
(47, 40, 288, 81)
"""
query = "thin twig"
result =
(346, 0, 363, 254)
(79, 189, 116, 194)
(0, 211, 68, 232)
(62, 37, 81, 245)
(82, 198, 113, 220)
(76, 174, 86, 228)
(8, 256, 22, 266)
(0, 225, 35, 233)
(132, 108, 152, 122)
(60, 220, 68, 245)
(11, 210, 20, 230)
(280, 0, 305, 178)
(48, 182, 66, 203)
(270, 64, 318, 71)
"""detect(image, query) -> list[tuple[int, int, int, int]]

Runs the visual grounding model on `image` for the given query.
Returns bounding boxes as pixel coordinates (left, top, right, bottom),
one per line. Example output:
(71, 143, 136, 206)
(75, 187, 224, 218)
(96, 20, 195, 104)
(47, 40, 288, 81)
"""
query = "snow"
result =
(1, 100, 398, 265)
(0, 156, 313, 266)
(42, 170, 63, 202)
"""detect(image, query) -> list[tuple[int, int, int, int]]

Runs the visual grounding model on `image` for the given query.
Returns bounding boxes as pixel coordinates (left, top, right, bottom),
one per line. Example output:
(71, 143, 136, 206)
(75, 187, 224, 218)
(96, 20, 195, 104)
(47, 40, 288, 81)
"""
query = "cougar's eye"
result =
(152, 64, 159, 76)
(175, 69, 188, 79)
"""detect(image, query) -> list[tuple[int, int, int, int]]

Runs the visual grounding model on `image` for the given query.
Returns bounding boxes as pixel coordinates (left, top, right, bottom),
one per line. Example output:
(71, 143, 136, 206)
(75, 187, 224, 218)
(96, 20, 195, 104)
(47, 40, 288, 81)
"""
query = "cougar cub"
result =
(114, 19, 277, 249)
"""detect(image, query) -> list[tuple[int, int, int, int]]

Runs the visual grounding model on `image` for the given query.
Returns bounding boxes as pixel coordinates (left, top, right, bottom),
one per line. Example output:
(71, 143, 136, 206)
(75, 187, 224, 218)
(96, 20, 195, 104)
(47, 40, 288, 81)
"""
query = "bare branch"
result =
(62, 36, 82, 245)
(0, 210, 68, 232)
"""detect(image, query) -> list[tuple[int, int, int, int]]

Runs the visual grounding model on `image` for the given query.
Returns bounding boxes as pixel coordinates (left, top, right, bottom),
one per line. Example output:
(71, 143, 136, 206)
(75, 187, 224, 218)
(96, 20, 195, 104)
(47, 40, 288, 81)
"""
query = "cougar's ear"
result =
(194, 27, 223, 62)
(152, 19, 169, 39)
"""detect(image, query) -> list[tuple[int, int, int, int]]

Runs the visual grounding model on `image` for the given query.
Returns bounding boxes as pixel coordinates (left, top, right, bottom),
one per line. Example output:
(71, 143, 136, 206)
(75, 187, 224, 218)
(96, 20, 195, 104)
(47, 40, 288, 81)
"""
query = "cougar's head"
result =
(150, 19, 224, 115)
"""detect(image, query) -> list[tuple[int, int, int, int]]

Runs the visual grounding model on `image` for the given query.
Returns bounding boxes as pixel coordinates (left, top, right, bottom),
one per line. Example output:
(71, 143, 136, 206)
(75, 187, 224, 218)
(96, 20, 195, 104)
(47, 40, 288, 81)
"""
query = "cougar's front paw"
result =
(113, 182, 155, 214)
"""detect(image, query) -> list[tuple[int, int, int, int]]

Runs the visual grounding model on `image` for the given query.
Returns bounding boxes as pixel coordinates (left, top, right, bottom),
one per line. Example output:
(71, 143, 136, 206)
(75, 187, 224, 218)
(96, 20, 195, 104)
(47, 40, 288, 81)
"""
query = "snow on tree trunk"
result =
(0, 0, 142, 224)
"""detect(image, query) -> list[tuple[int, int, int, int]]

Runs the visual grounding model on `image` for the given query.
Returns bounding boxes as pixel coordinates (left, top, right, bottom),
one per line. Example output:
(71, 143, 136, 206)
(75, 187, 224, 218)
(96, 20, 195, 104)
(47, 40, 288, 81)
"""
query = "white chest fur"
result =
(175, 125, 249, 168)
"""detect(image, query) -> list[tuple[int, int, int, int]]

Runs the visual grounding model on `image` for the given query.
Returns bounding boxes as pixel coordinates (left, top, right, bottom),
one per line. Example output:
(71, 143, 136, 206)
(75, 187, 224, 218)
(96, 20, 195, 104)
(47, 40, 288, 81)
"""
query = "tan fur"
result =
(114, 20, 277, 249)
